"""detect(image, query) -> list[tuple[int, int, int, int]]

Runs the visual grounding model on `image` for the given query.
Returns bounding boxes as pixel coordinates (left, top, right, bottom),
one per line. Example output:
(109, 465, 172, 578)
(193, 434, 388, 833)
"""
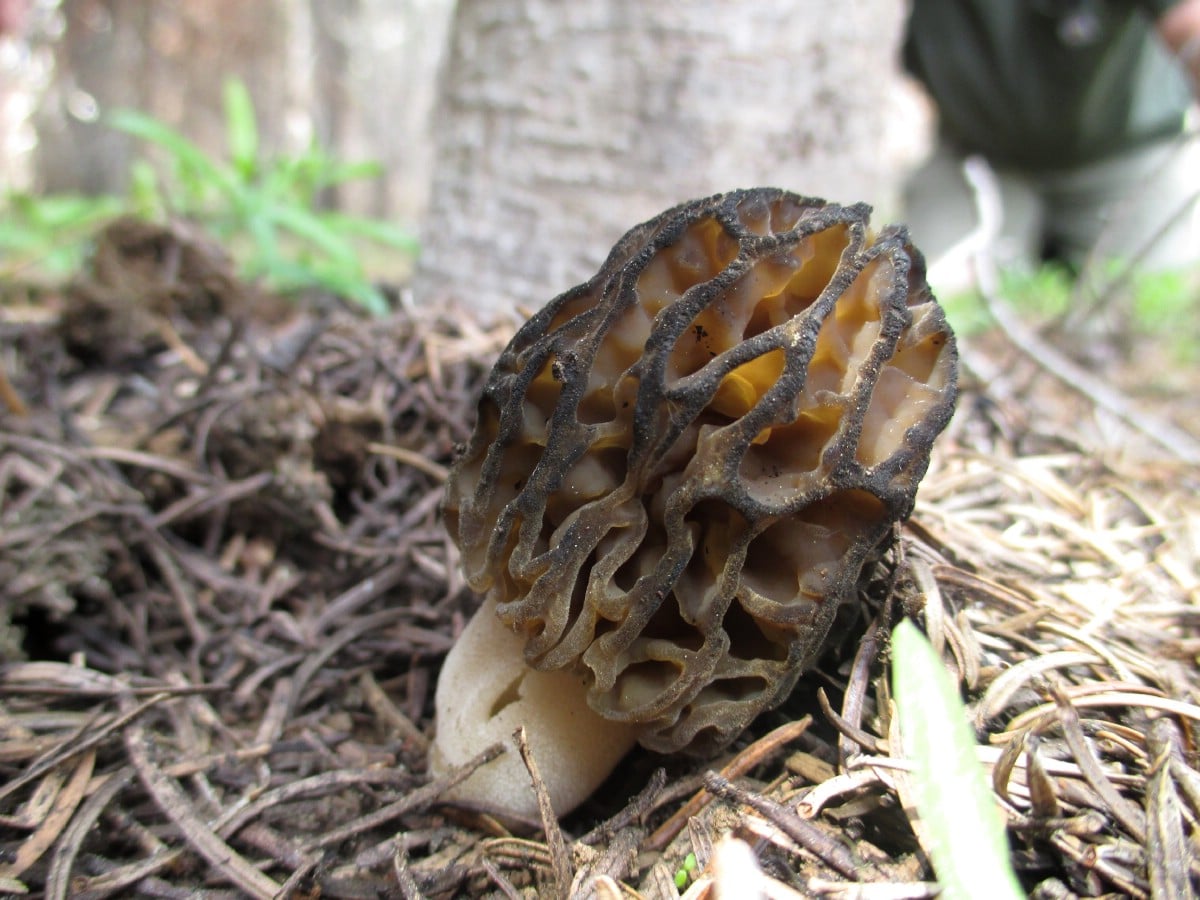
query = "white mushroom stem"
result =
(430, 597, 640, 820)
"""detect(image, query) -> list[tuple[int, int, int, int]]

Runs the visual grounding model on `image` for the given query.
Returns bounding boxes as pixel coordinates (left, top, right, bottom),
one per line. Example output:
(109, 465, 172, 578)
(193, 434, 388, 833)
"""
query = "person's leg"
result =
(903, 139, 1043, 295)
(1041, 132, 1200, 273)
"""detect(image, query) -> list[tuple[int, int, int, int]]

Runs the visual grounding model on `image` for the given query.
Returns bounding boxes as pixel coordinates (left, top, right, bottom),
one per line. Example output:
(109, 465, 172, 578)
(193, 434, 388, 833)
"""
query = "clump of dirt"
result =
(57, 216, 257, 365)
(1, 218, 1198, 898)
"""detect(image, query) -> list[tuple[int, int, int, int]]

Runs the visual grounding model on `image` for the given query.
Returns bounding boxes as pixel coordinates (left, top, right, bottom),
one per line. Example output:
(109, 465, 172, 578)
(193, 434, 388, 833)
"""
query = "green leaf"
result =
(260, 155, 316, 207)
(108, 109, 239, 207)
(102, 97, 409, 318)
(891, 619, 1023, 900)
(320, 158, 384, 186)
(127, 161, 165, 219)
(324, 212, 420, 254)
(331, 278, 389, 316)
(262, 256, 388, 316)
(223, 78, 259, 180)
(299, 257, 388, 316)
(241, 212, 283, 275)
(0, 191, 123, 276)
(265, 204, 358, 267)
(18, 194, 120, 229)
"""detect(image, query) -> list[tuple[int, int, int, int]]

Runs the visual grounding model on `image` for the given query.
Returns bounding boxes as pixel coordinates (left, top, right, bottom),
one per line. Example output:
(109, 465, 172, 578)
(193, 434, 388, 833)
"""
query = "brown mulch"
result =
(1, 219, 1198, 898)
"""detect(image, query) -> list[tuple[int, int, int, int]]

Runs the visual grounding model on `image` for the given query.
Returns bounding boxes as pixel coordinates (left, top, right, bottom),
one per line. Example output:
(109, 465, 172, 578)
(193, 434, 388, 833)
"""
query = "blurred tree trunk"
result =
(24, 0, 452, 226)
(414, 0, 916, 318)
(35, 0, 293, 196)
(306, 0, 454, 220)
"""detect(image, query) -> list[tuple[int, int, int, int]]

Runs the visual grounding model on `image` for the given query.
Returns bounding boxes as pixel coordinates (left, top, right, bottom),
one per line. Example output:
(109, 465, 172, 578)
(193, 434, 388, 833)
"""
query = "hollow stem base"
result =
(430, 596, 639, 820)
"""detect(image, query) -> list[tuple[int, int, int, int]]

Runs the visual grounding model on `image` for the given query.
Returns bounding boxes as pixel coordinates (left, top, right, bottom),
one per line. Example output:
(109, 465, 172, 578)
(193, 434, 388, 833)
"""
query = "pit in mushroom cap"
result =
(433, 188, 958, 818)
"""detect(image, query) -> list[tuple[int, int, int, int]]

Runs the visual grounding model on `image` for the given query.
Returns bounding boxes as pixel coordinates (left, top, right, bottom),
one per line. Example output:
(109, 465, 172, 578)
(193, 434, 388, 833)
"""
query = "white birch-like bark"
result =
(414, 0, 917, 318)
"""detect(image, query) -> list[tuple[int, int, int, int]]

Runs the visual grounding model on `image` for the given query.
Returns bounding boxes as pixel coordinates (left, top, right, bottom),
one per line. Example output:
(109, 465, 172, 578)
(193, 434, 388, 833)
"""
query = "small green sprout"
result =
(108, 78, 417, 315)
(673, 851, 698, 890)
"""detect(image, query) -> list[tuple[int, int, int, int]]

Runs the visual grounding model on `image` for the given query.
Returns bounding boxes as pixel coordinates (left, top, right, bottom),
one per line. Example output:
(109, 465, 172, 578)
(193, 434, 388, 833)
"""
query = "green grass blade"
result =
(0, 192, 124, 275)
(261, 257, 389, 316)
(321, 276, 389, 316)
(264, 204, 358, 267)
(319, 158, 384, 187)
(323, 212, 420, 254)
(891, 619, 1024, 900)
(7, 192, 121, 229)
(223, 78, 259, 180)
(108, 109, 239, 203)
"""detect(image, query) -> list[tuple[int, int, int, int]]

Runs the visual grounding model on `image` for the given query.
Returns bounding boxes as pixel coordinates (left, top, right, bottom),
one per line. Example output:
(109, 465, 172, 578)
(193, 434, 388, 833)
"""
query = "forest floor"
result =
(1, 218, 1198, 898)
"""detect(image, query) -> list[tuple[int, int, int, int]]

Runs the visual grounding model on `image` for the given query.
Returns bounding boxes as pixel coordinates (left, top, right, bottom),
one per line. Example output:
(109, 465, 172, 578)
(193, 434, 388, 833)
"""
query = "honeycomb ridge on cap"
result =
(443, 188, 958, 755)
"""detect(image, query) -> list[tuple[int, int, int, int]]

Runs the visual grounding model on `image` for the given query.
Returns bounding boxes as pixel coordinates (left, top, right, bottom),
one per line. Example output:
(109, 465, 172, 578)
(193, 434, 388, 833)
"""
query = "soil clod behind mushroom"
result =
(433, 188, 959, 819)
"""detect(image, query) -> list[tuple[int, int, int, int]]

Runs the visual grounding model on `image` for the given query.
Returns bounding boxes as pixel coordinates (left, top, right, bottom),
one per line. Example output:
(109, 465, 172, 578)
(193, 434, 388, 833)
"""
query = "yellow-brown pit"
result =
(443, 189, 957, 755)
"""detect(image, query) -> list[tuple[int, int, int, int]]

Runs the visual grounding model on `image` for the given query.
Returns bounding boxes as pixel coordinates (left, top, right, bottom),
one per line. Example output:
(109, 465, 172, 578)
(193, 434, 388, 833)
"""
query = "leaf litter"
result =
(0, 218, 1197, 898)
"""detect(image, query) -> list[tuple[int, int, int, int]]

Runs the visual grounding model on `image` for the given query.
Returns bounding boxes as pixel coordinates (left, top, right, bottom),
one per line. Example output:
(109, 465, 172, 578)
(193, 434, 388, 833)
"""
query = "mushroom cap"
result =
(444, 188, 957, 755)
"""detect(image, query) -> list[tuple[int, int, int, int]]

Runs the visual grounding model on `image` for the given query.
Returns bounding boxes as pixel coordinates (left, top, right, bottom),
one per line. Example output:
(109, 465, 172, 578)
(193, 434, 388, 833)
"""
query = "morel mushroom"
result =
(433, 188, 958, 819)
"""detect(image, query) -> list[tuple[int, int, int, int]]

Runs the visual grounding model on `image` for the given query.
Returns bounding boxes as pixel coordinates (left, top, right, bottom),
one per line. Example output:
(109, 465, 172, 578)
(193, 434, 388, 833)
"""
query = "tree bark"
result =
(414, 0, 914, 319)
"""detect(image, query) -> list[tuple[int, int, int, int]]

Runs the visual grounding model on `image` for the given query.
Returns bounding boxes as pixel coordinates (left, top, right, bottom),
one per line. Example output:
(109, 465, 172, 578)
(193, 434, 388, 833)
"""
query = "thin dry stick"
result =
(702, 772, 869, 881)
(141, 536, 209, 647)
(837, 616, 886, 765)
(974, 650, 1104, 728)
(1145, 719, 1192, 900)
(0, 749, 95, 881)
(515, 726, 573, 900)
(480, 856, 525, 900)
(120, 694, 282, 899)
(312, 561, 410, 634)
(1000, 690, 1200, 737)
(285, 606, 410, 717)
(1052, 831, 1150, 898)
(0, 691, 169, 804)
(1025, 736, 1064, 820)
(1167, 755, 1200, 827)
(0, 682, 227, 698)
(79, 444, 214, 484)
(571, 825, 644, 897)
(805, 879, 941, 898)
(647, 717, 813, 851)
(392, 842, 428, 900)
(216, 769, 413, 839)
(67, 847, 187, 900)
(0, 363, 28, 416)
(274, 856, 323, 900)
(368, 441, 450, 482)
(582, 875, 628, 900)
(577, 767, 667, 846)
(819, 688, 882, 755)
(146, 471, 273, 530)
(44, 768, 135, 900)
(960, 154, 1200, 465)
(1051, 688, 1146, 843)
(298, 741, 505, 853)
(358, 671, 430, 752)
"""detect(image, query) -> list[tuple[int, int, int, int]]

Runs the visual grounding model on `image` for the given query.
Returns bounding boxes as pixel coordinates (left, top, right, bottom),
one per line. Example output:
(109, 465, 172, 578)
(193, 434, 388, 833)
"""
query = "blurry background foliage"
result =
(940, 262, 1199, 363)
(0, 79, 418, 315)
